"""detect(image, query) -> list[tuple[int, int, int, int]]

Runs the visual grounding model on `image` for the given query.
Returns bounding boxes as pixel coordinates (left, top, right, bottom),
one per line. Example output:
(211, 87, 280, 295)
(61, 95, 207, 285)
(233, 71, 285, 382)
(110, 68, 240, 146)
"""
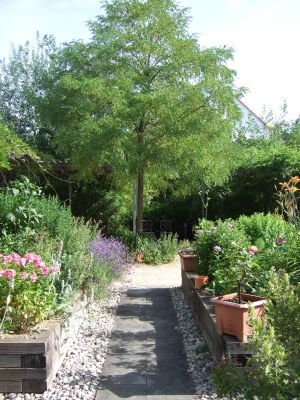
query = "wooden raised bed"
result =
(0, 296, 87, 393)
(181, 269, 250, 361)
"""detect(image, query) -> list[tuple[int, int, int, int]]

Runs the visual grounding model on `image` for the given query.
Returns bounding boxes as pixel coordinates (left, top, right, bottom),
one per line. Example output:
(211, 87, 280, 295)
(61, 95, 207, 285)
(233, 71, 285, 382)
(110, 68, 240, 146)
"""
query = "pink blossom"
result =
(41, 266, 50, 276)
(30, 273, 38, 282)
(35, 261, 46, 270)
(51, 262, 60, 273)
(0, 269, 5, 277)
(248, 245, 259, 255)
(24, 253, 35, 263)
(275, 237, 286, 246)
(21, 271, 28, 280)
(4, 269, 16, 280)
(3, 256, 12, 265)
(213, 245, 222, 253)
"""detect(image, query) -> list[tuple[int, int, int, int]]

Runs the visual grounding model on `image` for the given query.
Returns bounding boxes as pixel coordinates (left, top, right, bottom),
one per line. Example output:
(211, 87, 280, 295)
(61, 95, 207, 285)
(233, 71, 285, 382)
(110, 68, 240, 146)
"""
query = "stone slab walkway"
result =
(95, 257, 196, 399)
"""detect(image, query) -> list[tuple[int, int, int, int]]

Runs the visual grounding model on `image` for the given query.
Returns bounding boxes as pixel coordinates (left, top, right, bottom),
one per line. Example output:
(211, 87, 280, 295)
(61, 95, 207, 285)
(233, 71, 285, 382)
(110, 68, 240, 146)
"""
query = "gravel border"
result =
(171, 287, 219, 400)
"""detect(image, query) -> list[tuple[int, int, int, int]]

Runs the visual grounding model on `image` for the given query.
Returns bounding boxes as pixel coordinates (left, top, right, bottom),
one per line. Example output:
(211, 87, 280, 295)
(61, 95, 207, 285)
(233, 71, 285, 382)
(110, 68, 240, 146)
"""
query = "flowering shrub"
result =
(87, 235, 130, 275)
(194, 213, 300, 294)
(0, 252, 59, 333)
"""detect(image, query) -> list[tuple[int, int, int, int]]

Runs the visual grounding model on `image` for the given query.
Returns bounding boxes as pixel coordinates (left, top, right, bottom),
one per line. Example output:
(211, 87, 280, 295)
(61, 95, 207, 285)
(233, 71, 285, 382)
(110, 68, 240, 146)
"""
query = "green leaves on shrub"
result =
(194, 213, 300, 294)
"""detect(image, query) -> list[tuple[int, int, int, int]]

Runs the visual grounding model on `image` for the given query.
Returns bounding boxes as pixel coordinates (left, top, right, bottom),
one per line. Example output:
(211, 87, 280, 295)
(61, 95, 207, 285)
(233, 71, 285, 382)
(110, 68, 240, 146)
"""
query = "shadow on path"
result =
(96, 288, 195, 399)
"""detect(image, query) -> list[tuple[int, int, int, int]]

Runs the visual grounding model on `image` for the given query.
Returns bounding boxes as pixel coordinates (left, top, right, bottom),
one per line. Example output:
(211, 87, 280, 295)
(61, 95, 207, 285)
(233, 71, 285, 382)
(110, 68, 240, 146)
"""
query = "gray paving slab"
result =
(96, 261, 195, 399)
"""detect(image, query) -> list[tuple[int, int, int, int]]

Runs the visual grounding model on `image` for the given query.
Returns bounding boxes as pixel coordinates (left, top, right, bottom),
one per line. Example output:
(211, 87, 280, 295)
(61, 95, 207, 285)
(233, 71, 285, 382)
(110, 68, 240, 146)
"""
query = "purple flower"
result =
(213, 245, 222, 253)
(275, 236, 286, 246)
(87, 235, 130, 275)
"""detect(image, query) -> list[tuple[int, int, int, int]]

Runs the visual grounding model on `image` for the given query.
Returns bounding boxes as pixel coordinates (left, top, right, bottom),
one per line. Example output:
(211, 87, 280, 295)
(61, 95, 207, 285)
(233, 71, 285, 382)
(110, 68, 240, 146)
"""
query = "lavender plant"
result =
(87, 234, 130, 275)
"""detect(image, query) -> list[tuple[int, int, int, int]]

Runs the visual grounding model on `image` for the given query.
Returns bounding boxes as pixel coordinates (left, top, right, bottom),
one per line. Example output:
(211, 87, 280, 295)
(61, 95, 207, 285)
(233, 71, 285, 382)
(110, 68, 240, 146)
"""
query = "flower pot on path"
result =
(135, 251, 143, 263)
(210, 293, 265, 342)
(178, 250, 199, 272)
(194, 275, 208, 289)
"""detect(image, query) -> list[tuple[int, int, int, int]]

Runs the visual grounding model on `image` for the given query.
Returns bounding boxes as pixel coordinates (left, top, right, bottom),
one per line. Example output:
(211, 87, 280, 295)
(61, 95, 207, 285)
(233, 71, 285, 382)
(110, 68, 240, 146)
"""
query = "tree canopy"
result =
(0, 121, 37, 170)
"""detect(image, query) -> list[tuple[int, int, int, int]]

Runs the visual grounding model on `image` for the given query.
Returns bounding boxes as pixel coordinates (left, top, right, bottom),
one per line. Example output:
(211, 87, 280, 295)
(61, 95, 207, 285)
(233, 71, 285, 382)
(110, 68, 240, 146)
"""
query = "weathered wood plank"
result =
(0, 355, 21, 368)
(21, 354, 46, 368)
(22, 379, 48, 393)
(0, 297, 88, 393)
(0, 380, 22, 392)
(0, 368, 47, 380)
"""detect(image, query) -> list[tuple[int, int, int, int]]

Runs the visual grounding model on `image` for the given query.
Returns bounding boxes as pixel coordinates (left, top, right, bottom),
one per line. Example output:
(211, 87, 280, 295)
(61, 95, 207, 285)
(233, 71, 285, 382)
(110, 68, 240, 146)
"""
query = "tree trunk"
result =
(136, 170, 144, 233)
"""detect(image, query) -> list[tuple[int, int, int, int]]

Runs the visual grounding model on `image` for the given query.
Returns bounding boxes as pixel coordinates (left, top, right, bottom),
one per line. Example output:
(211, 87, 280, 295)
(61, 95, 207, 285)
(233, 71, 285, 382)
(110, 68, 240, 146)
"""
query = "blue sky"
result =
(0, 0, 299, 120)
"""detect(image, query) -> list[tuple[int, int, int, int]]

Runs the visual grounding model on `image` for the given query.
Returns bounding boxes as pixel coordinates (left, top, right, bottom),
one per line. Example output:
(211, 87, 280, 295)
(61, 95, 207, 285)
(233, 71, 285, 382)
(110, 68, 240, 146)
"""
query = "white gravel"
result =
(0, 274, 131, 400)
(171, 287, 220, 400)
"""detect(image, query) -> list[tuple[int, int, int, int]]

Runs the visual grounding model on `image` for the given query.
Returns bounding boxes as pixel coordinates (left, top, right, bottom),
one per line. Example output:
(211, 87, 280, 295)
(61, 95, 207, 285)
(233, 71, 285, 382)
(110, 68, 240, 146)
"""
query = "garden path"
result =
(95, 256, 196, 399)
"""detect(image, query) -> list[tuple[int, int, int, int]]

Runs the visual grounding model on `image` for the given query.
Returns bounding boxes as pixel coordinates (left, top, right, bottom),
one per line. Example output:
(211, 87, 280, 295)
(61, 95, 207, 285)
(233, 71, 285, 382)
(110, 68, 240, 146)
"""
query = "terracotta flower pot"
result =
(194, 275, 208, 289)
(135, 251, 143, 263)
(178, 250, 199, 272)
(210, 293, 265, 342)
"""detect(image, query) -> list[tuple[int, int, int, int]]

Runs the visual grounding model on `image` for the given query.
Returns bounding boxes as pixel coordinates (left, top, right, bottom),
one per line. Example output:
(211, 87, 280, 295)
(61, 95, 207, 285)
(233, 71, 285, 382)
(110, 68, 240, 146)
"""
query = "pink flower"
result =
(30, 273, 38, 282)
(24, 253, 35, 263)
(0, 269, 5, 277)
(35, 261, 46, 270)
(41, 266, 50, 276)
(248, 245, 259, 255)
(3, 255, 12, 265)
(213, 245, 222, 253)
(51, 262, 60, 273)
(21, 271, 28, 280)
(275, 236, 286, 246)
(4, 269, 16, 280)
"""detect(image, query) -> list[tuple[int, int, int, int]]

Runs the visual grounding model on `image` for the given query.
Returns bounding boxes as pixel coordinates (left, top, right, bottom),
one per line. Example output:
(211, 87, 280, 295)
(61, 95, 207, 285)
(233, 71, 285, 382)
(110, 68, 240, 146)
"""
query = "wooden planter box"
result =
(181, 269, 250, 361)
(0, 296, 87, 393)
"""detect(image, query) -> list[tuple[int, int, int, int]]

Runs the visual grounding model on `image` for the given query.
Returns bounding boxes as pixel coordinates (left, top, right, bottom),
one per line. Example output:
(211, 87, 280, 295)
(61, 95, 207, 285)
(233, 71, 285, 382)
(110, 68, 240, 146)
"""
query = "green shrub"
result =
(194, 213, 300, 294)
(213, 270, 300, 399)
(135, 233, 178, 265)
(194, 219, 249, 293)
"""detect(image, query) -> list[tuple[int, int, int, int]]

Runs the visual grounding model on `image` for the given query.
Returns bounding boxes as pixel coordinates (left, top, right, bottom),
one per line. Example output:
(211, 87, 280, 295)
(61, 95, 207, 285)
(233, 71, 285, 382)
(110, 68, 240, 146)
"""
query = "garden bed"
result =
(181, 269, 250, 360)
(0, 296, 87, 393)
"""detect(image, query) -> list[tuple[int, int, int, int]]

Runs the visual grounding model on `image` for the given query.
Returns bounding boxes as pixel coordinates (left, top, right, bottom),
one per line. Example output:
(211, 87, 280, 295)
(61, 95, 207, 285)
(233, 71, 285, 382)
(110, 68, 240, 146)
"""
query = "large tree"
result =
(43, 0, 243, 232)
(0, 34, 57, 154)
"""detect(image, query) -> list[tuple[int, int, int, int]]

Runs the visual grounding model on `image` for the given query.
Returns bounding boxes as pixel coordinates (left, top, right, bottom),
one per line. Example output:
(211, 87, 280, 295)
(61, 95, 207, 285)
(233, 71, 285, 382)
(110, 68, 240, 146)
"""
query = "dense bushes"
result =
(0, 177, 129, 333)
(194, 213, 299, 294)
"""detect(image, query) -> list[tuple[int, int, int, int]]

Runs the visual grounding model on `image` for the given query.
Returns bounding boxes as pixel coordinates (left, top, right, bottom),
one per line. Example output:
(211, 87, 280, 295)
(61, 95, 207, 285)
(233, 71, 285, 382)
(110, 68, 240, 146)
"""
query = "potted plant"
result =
(194, 275, 208, 289)
(178, 249, 199, 272)
(210, 245, 266, 342)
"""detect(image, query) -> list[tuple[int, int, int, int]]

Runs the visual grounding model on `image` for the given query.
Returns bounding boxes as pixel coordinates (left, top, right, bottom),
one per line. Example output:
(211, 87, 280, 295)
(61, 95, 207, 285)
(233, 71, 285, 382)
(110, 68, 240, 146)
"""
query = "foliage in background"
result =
(136, 233, 179, 265)
(213, 270, 300, 399)
(0, 121, 37, 170)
